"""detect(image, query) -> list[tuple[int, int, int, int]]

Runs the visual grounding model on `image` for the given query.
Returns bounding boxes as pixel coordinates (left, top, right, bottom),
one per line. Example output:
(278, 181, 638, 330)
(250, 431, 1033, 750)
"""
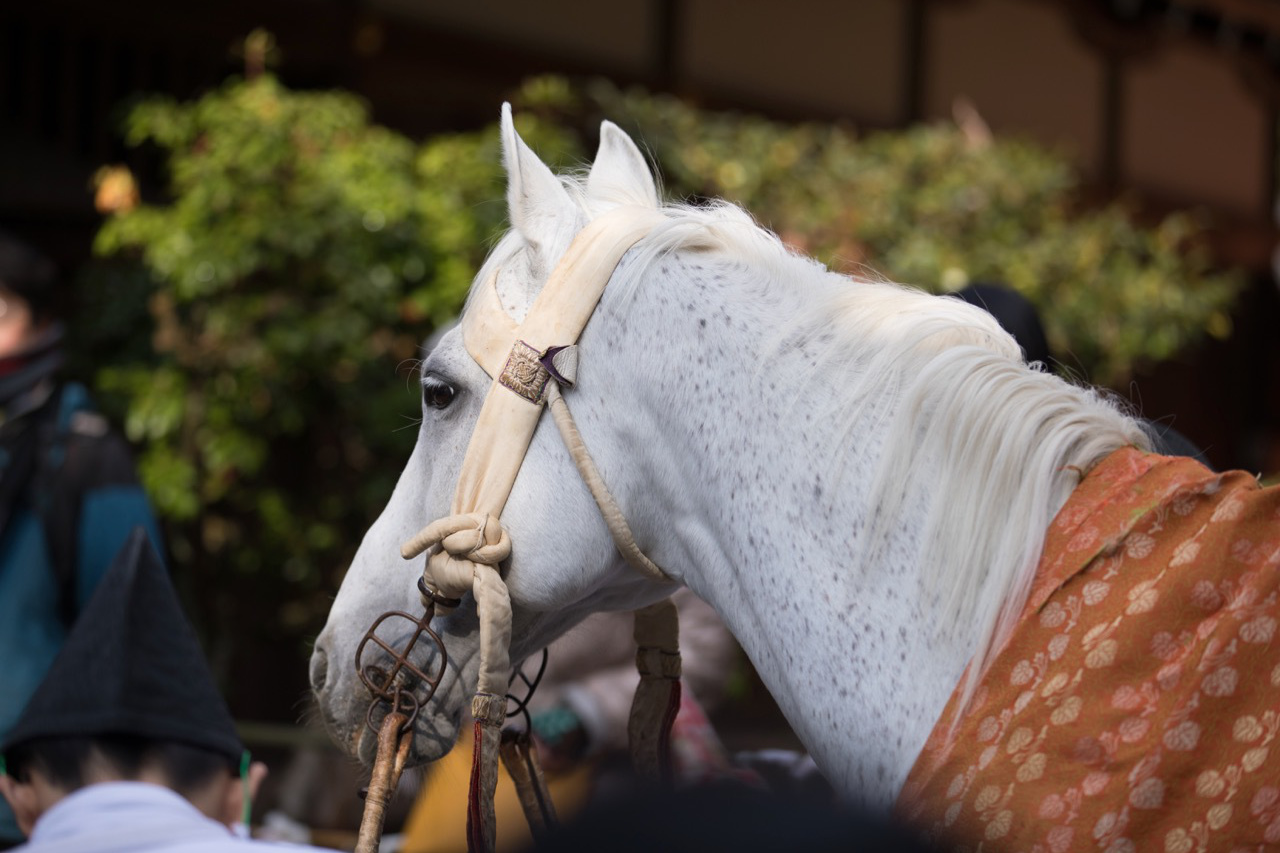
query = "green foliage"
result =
(90, 67, 1242, 711)
(89, 74, 515, 698)
(511, 76, 1241, 386)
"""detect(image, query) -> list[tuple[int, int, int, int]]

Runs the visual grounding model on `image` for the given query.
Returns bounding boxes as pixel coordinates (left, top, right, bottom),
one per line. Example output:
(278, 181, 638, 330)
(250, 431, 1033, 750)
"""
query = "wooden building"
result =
(2, 0, 1278, 470)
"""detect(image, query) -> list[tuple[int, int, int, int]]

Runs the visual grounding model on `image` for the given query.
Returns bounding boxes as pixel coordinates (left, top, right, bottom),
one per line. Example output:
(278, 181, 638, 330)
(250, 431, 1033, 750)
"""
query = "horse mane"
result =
(472, 186, 1151, 703)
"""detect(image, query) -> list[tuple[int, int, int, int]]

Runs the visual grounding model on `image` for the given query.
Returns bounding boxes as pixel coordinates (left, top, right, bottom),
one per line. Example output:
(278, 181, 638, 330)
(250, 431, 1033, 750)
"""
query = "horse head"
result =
(309, 108, 679, 767)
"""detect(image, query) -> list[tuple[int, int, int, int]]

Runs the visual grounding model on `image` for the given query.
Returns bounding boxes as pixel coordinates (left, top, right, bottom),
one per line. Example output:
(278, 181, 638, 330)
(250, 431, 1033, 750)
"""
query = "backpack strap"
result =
(0, 411, 44, 544)
(35, 386, 143, 624)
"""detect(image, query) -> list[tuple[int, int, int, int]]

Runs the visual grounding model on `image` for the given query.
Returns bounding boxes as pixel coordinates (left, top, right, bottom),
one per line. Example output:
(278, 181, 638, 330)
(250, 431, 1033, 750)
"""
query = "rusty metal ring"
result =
(362, 688, 420, 736)
(392, 686, 421, 734)
(418, 577, 462, 610)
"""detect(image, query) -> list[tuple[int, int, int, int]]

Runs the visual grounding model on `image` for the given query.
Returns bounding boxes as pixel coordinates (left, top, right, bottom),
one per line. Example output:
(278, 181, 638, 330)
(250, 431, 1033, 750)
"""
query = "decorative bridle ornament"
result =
(353, 206, 683, 853)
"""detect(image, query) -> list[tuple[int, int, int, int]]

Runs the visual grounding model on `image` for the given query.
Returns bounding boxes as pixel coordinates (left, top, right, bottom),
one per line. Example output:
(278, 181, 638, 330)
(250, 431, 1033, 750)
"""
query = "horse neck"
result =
(579, 249, 982, 804)
(582, 237, 1145, 804)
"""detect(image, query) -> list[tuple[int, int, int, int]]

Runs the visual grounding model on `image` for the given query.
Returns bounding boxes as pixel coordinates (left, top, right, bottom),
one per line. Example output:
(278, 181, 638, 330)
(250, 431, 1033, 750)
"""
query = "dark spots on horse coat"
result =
(578, 245, 947, 804)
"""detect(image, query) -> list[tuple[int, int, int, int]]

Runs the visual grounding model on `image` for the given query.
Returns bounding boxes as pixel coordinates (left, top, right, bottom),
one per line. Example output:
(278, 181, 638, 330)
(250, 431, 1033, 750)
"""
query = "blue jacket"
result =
(0, 382, 163, 843)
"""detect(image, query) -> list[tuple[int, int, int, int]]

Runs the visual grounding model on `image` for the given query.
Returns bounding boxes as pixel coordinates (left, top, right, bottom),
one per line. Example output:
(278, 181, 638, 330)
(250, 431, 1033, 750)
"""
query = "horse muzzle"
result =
(310, 608, 472, 767)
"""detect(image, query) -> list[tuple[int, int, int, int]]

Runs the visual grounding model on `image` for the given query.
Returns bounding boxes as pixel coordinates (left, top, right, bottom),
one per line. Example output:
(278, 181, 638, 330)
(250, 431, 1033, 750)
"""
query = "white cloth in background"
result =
(12, 782, 328, 853)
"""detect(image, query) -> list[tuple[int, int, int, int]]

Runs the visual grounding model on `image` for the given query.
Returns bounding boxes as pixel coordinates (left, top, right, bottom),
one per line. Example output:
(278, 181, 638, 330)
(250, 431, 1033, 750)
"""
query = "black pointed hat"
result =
(1, 528, 243, 764)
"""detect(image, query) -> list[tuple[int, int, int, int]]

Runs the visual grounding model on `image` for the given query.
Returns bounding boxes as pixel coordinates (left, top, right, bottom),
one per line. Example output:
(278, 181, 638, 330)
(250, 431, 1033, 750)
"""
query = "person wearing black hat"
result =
(0, 229, 163, 847)
(0, 529, 331, 852)
(950, 281, 1210, 465)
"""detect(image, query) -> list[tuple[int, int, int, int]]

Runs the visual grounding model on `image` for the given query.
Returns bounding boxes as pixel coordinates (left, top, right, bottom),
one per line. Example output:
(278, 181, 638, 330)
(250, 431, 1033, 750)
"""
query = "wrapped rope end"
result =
(629, 661, 682, 785)
(629, 599, 682, 785)
(472, 691, 507, 726)
(467, 692, 507, 853)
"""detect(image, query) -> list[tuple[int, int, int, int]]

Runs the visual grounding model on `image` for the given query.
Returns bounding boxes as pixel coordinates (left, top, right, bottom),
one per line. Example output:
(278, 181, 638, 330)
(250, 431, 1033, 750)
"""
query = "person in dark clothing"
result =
(0, 529, 332, 852)
(0, 230, 163, 848)
(953, 281, 1054, 369)
(525, 780, 940, 853)
(952, 281, 1210, 466)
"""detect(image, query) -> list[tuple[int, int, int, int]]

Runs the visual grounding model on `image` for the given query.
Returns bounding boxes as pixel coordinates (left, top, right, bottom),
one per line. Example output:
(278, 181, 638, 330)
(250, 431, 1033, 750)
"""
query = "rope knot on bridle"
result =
(401, 513, 513, 702)
(402, 513, 512, 613)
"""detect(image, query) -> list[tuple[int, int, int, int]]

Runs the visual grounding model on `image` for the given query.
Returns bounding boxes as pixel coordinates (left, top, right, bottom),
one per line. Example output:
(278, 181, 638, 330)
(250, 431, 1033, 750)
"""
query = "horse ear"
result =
(586, 120, 659, 210)
(501, 103, 578, 253)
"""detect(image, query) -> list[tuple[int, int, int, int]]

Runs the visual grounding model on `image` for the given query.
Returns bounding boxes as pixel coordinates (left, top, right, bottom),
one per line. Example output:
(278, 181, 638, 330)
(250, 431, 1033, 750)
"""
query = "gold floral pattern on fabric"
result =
(898, 447, 1280, 852)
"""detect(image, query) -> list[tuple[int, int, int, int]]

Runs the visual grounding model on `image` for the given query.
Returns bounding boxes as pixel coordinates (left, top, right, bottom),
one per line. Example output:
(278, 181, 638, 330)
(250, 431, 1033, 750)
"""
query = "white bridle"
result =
(399, 205, 680, 852)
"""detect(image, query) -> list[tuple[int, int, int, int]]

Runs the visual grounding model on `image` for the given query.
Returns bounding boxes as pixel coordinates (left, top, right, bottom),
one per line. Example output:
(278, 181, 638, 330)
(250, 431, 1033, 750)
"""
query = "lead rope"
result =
(498, 729, 556, 838)
(543, 383, 668, 582)
(548, 380, 684, 774)
(399, 517, 512, 853)
(547, 381, 683, 781)
(399, 375, 682, 852)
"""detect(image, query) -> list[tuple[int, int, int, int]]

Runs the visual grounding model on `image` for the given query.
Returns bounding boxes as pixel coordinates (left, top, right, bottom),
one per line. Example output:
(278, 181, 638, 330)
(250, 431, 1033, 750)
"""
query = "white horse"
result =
(309, 109, 1148, 810)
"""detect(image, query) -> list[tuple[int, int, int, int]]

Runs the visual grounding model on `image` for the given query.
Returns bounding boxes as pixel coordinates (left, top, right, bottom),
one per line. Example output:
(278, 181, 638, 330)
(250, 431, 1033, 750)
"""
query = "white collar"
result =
(28, 781, 233, 848)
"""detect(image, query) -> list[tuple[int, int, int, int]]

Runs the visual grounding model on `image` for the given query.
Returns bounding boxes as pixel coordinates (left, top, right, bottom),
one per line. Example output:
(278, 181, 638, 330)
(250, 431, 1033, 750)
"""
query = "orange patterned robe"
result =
(898, 447, 1280, 852)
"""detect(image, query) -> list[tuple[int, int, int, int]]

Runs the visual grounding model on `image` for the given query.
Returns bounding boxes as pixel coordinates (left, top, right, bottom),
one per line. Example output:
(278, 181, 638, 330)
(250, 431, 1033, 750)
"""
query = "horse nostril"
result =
(310, 645, 329, 693)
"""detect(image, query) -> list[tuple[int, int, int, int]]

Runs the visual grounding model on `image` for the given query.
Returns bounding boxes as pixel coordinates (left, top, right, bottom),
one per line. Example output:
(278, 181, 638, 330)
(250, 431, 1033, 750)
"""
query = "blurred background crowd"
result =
(2, 0, 1279, 848)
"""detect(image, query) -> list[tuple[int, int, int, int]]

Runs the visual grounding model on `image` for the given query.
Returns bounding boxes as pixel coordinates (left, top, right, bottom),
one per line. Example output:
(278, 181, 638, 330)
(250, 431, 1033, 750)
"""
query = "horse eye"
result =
(421, 375, 456, 410)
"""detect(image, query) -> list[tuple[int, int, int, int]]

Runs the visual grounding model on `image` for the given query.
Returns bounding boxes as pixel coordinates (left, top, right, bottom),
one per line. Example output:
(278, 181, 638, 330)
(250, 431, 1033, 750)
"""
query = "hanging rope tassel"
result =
(467, 692, 506, 853)
(629, 598, 682, 784)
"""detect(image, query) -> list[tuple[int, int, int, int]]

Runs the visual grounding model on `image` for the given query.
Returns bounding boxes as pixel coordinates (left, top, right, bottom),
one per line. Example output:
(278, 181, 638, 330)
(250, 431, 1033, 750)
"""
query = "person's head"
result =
(951, 281, 1052, 369)
(0, 229, 58, 355)
(0, 735, 266, 836)
(0, 530, 262, 837)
